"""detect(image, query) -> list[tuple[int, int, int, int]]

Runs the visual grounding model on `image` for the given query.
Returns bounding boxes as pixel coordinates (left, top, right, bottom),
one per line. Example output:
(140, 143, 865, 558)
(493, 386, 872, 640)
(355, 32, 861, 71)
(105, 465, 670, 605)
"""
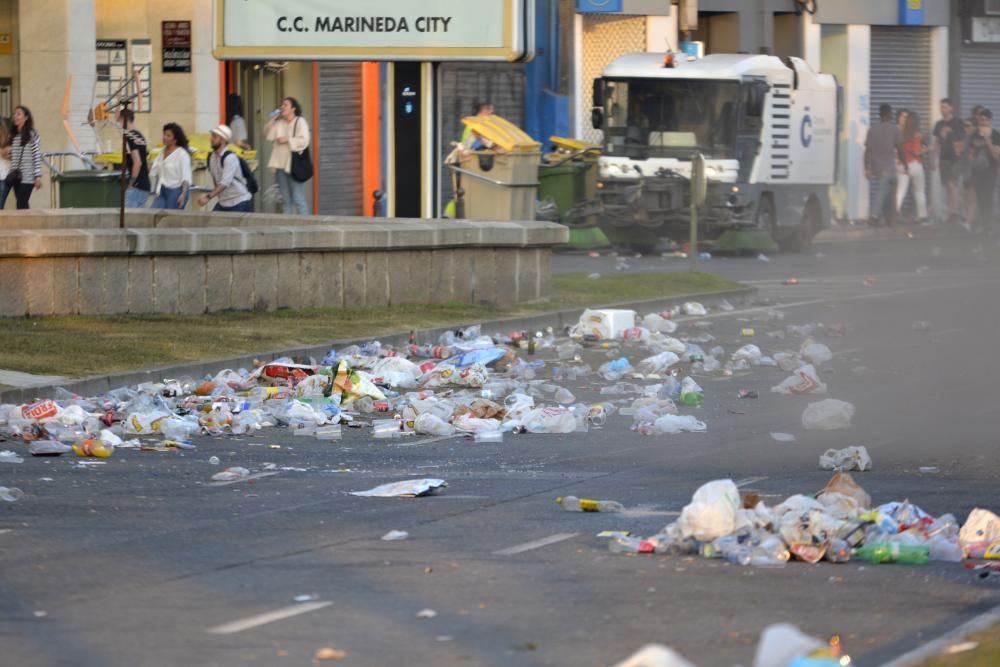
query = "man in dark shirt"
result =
(865, 103, 904, 226)
(118, 108, 151, 209)
(966, 108, 1000, 236)
(933, 98, 965, 223)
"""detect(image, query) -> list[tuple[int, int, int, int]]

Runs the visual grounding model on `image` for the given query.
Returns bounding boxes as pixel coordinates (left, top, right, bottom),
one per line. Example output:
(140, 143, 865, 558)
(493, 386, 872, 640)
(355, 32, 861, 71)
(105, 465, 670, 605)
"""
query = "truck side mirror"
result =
(592, 79, 605, 108)
(591, 108, 604, 130)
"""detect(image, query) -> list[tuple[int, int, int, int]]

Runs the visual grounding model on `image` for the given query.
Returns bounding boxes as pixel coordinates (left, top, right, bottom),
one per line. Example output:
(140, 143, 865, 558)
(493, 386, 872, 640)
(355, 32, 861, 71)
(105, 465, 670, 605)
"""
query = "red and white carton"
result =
(22, 399, 59, 422)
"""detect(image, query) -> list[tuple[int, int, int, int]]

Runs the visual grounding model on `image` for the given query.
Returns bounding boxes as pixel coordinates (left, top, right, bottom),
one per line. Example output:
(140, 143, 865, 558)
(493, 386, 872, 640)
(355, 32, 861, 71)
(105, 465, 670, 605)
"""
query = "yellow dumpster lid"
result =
(461, 114, 541, 153)
(549, 137, 600, 152)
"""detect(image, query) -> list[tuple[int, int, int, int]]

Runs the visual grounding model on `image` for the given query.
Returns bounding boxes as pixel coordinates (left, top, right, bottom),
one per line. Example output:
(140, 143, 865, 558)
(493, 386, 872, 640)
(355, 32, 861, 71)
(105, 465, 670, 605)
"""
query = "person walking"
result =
(197, 125, 252, 213)
(896, 110, 928, 224)
(933, 98, 965, 223)
(0, 117, 13, 209)
(118, 108, 151, 209)
(966, 108, 1000, 236)
(7, 105, 43, 210)
(864, 103, 904, 226)
(149, 122, 192, 210)
(265, 96, 311, 215)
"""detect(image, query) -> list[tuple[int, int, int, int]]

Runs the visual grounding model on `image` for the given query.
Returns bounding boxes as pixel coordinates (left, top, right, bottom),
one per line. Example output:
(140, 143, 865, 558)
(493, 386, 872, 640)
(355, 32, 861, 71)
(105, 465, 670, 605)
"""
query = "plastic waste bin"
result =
(455, 115, 541, 221)
(52, 170, 122, 208)
(539, 137, 608, 249)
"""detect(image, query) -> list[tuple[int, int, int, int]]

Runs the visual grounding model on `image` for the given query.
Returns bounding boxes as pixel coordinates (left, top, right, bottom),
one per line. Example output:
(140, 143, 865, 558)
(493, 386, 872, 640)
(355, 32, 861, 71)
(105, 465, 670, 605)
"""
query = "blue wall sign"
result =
(899, 0, 924, 26)
(576, 0, 624, 13)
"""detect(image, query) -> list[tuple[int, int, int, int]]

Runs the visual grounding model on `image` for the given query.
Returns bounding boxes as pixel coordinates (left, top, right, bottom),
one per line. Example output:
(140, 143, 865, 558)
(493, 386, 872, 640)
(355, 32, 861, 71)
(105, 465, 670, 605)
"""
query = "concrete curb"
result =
(0, 286, 756, 404)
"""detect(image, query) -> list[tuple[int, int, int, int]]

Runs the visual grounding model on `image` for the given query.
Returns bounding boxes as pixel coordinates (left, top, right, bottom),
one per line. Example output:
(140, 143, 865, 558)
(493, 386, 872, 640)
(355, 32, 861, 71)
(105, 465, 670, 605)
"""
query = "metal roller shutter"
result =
(870, 27, 933, 126)
(317, 63, 363, 216)
(960, 45, 1000, 118)
(438, 63, 526, 204)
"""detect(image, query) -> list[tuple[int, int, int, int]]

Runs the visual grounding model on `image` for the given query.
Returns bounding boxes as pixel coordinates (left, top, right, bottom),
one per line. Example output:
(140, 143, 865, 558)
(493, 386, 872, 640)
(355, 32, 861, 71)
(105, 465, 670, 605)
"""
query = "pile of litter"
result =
(603, 475, 999, 567)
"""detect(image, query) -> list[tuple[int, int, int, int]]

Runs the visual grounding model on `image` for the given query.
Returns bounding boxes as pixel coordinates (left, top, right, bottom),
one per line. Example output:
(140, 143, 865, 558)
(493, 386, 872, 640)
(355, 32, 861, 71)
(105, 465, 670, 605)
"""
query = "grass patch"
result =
(918, 624, 1000, 667)
(0, 272, 740, 379)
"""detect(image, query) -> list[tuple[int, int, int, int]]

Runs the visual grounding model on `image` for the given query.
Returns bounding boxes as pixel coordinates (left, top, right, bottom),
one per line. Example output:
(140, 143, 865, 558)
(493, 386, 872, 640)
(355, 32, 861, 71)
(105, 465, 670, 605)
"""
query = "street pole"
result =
(119, 99, 130, 230)
(689, 153, 706, 273)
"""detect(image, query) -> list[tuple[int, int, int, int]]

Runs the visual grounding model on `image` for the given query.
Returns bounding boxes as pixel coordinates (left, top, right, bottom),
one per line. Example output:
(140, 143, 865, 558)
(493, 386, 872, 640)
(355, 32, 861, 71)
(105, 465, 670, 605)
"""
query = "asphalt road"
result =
(2, 236, 999, 667)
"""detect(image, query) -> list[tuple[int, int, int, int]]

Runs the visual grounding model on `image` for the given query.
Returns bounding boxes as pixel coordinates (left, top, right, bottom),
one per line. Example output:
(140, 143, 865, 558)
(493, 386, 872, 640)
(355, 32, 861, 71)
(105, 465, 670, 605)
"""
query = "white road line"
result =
(735, 476, 769, 488)
(207, 471, 280, 488)
(876, 604, 1000, 667)
(494, 533, 579, 556)
(206, 601, 333, 635)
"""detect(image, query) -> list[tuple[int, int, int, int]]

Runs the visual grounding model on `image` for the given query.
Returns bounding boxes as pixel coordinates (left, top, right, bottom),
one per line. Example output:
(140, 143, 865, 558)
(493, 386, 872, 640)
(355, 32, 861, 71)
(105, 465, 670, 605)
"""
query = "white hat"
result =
(210, 124, 233, 143)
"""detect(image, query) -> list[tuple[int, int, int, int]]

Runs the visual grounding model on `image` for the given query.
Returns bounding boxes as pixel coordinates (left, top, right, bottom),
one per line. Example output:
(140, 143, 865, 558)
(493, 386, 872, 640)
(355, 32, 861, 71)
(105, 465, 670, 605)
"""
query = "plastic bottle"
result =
(29, 440, 73, 457)
(554, 387, 576, 405)
(0, 486, 24, 502)
(556, 496, 625, 513)
(726, 547, 752, 566)
(825, 539, 852, 563)
(609, 536, 654, 554)
(678, 377, 704, 407)
(72, 438, 114, 458)
(853, 543, 930, 565)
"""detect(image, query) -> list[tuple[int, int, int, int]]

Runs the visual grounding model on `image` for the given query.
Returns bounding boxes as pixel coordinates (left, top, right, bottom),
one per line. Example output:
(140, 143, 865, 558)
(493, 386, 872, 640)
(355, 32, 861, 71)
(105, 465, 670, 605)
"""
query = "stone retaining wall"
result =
(0, 210, 568, 317)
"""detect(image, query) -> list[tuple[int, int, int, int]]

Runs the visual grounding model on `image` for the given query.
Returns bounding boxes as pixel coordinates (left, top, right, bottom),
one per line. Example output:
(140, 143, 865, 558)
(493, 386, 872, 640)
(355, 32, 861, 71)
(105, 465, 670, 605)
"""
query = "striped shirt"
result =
(10, 131, 42, 181)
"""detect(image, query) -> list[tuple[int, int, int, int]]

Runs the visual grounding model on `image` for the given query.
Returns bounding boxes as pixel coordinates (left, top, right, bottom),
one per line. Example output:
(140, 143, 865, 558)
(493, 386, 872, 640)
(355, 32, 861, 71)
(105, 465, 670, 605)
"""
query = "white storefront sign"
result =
(214, 0, 531, 61)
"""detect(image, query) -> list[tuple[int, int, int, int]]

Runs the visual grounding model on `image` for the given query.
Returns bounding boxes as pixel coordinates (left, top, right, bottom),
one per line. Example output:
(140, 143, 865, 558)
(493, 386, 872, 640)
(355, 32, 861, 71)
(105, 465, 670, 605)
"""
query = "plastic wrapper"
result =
(771, 364, 827, 395)
(818, 472, 871, 509)
(960, 508, 1000, 548)
(350, 478, 447, 498)
(682, 302, 708, 316)
(637, 351, 681, 375)
(648, 414, 707, 435)
(732, 345, 763, 365)
(332, 361, 387, 406)
(799, 341, 833, 366)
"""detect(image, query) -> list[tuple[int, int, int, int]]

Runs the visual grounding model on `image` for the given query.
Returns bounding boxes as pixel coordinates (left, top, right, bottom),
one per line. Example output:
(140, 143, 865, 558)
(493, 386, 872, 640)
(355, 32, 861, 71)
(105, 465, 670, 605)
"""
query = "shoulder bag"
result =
(5, 136, 23, 187)
(289, 118, 313, 183)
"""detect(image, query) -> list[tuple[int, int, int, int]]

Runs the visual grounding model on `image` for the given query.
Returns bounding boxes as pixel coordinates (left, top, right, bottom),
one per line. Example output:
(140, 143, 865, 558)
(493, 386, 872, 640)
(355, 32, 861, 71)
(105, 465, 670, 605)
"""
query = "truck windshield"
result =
(603, 78, 741, 159)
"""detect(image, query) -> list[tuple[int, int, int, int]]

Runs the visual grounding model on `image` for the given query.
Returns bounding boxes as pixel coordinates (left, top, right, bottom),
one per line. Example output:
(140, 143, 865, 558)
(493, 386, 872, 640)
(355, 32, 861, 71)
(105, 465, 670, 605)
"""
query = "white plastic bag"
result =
(801, 399, 855, 431)
(613, 645, 699, 667)
(683, 302, 708, 316)
(800, 340, 833, 366)
(752, 624, 826, 667)
(818, 446, 872, 471)
(732, 344, 763, 365)
(651, 415, 707, 435)
(677, 479, 741, 541)
(642, 313, 679, 335)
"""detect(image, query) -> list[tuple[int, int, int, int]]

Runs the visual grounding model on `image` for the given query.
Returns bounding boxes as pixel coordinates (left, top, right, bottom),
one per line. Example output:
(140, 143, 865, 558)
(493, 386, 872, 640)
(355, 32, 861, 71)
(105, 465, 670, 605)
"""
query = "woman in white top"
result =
(265, 96, 311, 215)
(149, 122, 193, 209)
(227, 93, 251, 151)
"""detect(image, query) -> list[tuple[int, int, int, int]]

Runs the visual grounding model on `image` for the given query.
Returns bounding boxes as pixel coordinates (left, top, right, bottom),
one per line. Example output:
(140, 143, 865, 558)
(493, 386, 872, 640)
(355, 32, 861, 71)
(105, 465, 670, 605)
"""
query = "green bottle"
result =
(679, 391, 704, 407)
(853, 543, 929, 565)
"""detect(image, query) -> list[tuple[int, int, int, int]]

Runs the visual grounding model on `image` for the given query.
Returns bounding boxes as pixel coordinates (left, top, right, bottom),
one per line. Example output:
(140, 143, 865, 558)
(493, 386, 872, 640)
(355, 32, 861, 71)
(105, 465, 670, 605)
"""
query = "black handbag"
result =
(289, 118, 313, 183)
(5, 142, 22, 187)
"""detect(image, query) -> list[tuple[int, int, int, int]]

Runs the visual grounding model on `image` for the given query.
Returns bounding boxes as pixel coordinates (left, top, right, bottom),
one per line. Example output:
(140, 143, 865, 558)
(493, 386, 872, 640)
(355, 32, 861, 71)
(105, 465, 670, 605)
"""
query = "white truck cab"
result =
(592, 53, 839, 251)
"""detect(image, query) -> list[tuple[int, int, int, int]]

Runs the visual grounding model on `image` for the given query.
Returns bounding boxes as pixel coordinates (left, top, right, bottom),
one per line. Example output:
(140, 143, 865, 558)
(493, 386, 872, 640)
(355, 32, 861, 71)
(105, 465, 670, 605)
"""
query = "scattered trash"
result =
(211, 467, 251, 482)
(770, 433, 797, 443)
(913, 321, 932, 332)
(683, 302, 708, 316)
(293, 594, 318, 602)
(208, 456, 220, 466)
(772, 364, 827, 396)
(351, 479, 447, 498)
(313, 647, 347, 661)
(381, 530, 410, 541)
(416, 609, 438, 619)
(819, 446, 872, 472)
(557, 496, 624, 513)
(918, 466, 940, 474)
(738, 390, 758, 400)
(0, 450, 25, 464)
(0, 486, 24, 502)
(801, 399, 855, 431)
(783, 278, 800, 286)
(613, 644, 698, 667)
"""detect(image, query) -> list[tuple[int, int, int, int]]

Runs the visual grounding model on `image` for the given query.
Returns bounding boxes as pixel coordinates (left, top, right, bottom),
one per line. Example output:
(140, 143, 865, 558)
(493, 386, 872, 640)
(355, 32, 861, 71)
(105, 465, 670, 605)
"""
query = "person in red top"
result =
(896, 110, 928, 223)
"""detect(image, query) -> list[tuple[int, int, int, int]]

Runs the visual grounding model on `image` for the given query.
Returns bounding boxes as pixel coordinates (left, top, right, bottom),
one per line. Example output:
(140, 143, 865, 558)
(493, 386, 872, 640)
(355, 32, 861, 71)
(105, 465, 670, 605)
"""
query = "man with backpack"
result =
(198, 124, 255, 212)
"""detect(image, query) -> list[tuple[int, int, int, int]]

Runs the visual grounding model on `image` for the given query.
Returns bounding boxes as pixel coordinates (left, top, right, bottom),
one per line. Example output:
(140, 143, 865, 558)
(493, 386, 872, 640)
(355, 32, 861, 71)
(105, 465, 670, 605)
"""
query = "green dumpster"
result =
(539, 138, 609, 250)
(52, 170, 122, 208)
